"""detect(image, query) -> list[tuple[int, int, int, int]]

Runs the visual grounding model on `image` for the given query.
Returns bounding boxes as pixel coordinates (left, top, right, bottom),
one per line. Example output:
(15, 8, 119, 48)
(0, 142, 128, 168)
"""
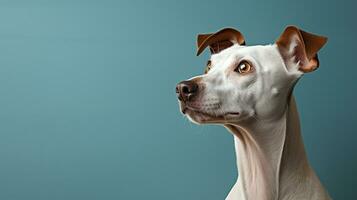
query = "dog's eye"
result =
(235, 61, 253, 74)
(204, 60, 212, 74)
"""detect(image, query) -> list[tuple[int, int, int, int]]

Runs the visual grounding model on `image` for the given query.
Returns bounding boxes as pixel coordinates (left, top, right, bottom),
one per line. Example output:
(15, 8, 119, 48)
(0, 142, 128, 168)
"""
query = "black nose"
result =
(176, 81, 198, 102)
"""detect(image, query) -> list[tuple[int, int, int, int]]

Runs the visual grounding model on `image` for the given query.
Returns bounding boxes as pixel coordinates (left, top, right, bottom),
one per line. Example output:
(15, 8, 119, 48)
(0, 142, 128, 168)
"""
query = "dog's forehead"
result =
(210, 44, 282, 68)
(210, 44, 244, 62)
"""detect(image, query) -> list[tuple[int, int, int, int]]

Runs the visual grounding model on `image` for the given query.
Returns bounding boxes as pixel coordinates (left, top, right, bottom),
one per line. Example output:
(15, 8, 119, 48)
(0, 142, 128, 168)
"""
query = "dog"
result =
(176, 26, 331, 200)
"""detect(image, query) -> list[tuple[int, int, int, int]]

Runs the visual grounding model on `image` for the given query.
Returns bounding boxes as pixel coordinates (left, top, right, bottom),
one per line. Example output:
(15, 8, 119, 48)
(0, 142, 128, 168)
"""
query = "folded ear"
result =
(276, 26, 328, 73)
(196, 28, 245, 56)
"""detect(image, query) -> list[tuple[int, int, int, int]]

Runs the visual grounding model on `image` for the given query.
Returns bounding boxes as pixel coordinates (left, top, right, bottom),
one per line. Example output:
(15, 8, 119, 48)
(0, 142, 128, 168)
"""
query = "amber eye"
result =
(204, 60, 212, 74)
(235, 60, 253, 74)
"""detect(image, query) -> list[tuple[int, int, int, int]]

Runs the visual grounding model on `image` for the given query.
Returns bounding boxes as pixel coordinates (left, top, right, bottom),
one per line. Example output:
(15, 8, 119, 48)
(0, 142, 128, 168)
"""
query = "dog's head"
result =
(176, 26, 327, 125)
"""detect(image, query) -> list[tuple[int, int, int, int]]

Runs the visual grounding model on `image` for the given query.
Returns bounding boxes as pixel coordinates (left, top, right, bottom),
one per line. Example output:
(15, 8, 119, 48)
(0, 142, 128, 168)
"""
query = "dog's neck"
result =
(225, 96, 329, 200)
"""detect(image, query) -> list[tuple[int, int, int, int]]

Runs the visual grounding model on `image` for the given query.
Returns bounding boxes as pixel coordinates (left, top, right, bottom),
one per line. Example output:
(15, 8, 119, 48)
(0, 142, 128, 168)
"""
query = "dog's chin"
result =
(185, 109, 221, 124)
(182, 107, 241, 125)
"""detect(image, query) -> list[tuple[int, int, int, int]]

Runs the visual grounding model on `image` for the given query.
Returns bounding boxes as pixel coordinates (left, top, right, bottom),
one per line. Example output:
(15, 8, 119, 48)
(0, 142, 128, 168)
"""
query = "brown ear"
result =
(196, 28, 245, 56)
(197, 33, 212, 48)
(276, 26, 328, 73)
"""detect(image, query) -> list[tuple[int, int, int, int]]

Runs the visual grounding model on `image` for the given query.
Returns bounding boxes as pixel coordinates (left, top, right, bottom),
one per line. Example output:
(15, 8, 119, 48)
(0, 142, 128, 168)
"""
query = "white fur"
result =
(181, 44, 331, 200)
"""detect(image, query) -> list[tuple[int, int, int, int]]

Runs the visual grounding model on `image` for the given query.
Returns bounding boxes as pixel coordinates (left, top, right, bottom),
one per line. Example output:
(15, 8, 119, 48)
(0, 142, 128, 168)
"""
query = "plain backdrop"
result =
(0, 0, 356, 199)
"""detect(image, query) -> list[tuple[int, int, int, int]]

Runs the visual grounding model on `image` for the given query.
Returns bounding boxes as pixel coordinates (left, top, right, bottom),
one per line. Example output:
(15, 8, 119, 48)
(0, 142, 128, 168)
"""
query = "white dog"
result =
(176, 26, 330, 200)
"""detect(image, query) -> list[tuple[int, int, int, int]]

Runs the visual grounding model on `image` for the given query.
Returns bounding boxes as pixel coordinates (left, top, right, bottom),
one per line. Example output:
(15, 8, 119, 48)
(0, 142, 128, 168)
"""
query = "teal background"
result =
(0, 0, 355, 199)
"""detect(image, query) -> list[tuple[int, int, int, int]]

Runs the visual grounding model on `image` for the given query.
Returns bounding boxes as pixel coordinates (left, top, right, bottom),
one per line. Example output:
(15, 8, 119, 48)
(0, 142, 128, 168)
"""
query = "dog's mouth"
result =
(180, 103, 240, 124)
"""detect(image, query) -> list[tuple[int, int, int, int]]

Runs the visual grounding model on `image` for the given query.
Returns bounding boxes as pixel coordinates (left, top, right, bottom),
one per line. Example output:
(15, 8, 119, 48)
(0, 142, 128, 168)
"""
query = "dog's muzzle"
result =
(176, 80, 198, 102)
